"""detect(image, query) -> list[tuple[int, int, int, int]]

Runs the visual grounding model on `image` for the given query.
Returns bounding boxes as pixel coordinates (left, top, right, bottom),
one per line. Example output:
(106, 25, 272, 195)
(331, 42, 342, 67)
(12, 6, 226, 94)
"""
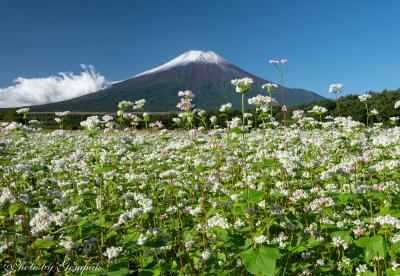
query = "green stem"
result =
(242, 93, 245, 129)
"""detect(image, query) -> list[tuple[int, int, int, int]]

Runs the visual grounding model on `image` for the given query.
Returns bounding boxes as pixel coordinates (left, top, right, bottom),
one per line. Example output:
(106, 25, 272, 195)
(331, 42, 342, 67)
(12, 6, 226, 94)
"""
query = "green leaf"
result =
(32, 239, 55, 249)
(355, 235, 386, 262)
(232, 203, 247, 216)
(240, 247, 280, 276)
(95, 165, 112, 174)
(8, 203, 26, 216)
(108, 263, 131, 276)
(206, 208, 218, 218)
(106, 230, 118, 240)
(77, 218, 89, 227)
(262, 159, 277, 167)
(386, 268, 400, 276)
(123, 231, 140, 245)
(184, 229, 199, 242)
(241, 190, 265, 203)
(212, 227, 229, 242)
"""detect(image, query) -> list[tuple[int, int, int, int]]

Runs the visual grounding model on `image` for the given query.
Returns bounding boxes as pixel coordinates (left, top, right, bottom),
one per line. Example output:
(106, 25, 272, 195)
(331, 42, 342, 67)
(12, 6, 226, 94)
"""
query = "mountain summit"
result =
(135, 50, 228, 77)
(30, 50, 324, 112)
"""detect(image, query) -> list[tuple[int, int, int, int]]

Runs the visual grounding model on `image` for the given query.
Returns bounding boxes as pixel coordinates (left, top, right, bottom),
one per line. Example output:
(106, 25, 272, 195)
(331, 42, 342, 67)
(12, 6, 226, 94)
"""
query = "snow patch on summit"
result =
(134, 50, 228, 78)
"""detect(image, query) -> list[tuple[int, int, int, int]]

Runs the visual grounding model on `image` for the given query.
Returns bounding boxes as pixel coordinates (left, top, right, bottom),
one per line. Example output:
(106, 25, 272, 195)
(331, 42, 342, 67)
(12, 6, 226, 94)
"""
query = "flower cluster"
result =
(177, 90, 195, 111)
(358, 93, 372, 102)
(231, 78, 253, 94)
(329, 83, 343, 94)
(262, 83, 278, 92)
(248, 94, 278, 111)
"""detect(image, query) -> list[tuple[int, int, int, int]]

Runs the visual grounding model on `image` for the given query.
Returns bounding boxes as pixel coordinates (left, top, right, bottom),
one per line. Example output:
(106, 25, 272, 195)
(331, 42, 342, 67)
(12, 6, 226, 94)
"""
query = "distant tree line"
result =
(1, 88, 399, 129)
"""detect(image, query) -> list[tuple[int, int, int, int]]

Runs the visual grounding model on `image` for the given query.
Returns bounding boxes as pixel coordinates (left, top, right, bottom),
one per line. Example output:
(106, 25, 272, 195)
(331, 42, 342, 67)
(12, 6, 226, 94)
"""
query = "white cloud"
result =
(0, 65, 109, 108)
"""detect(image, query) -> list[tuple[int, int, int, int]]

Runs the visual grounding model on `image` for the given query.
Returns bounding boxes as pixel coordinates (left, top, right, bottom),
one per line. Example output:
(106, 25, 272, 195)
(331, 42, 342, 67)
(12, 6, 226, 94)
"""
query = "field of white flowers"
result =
(1, 73, 400, 275)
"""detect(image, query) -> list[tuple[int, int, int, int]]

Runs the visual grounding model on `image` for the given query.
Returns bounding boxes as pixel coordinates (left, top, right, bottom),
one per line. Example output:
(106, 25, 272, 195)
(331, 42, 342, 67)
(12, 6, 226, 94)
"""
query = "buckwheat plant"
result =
(143, 112, 150, 130)
(262, 83, 278, 120)
(248, 94, 278, 128)
(177, 90, 195, 129)
(219, 102, 232, 128)
(231, 78, 253, 129)
(270, 58, 288, 127)
(55, 111, 70, 129)
(358, 93, 373, 126)
(117, 100, 133, 126)
(16, 107, 30, 125)
(329, 83, 343, 116)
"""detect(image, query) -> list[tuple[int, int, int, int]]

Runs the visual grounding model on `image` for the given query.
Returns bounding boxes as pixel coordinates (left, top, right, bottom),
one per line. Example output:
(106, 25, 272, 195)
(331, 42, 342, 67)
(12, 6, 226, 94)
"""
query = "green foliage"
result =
(240, 247, 280, 275)
(355, 235, 387, 262)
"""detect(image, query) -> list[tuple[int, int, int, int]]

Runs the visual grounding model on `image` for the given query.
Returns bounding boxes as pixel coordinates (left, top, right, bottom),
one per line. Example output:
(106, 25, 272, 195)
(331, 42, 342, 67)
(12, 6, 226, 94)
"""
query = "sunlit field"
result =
(1, 78, 400, 275)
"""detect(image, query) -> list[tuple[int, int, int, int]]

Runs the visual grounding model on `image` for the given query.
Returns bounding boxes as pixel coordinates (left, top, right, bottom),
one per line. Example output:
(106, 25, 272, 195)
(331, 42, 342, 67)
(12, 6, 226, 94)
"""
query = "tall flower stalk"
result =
(176, 90, 195, 130)
(270, 59, 288, 127)
(55, 111, 70, 129)
(219, 103, 232, 128)
(359, 93, 372, 126)
(117, 101, 133, 126)
(16, 107, 29, 125)
(231, 78, 253, 130)
(262, 83, 278, 122)
(329, 83, 343, 116)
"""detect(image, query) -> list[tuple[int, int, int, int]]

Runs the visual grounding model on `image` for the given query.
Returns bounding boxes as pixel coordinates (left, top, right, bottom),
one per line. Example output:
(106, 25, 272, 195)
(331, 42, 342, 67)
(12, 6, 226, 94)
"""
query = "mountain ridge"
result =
(14, 50, 325, 112)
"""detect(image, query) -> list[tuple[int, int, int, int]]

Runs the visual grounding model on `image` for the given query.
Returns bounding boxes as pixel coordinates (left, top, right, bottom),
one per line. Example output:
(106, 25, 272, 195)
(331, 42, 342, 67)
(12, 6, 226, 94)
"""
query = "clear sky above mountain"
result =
(1, 0, 399, 98)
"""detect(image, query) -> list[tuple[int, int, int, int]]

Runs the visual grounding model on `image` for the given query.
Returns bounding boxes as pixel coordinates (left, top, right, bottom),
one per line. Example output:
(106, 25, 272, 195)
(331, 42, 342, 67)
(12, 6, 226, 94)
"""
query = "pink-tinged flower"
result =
(345, 165, 357, 174)
(178, 90, 195, 98)
(269, 59, 279, 64)
(281, 105, 287, 112)
(149, 121, 164, 129)
(280, 59, 288, 64)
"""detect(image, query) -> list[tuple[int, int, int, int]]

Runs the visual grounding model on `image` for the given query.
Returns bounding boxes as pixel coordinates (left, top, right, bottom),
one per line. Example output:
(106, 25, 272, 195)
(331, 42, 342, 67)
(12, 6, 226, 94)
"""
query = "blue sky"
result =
(1, 0, 400, 99)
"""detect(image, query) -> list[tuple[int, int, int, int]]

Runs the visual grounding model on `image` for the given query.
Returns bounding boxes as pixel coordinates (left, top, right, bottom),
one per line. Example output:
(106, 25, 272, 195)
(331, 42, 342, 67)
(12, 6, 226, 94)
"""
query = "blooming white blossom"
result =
(371, 109, 379, 115)
(201, 249, 212, 261)
(177, 90, 195, 111)
(292, 110, 305, 119)
(328, 83, 343, 94)
(16, 107, 30, 114)
(220, 103, 232, 113)
(227, 117, 242, 129)
(248, 94, 278, 111)
(80, 116, 100, 130)
(178, 90, 195, 98)
(308, 105, 328, 114)
(143, 112, 150, 121)
(118, 101, 133, 110)
(210, 116, 218, 125)
(104, 246, 123, 260)
(358, 93, 372, 102)
(29, 206, 54, 236)
(102, 114, 114, 122)
(133, 99, 146, 110)
(207, 214, 230, 229)
(254, 235, 268, 244)
(332, 236, 348, 250)
(231, 78, 253, 94)
(262, 83, 278, 92)
(55, 111, 70, 117)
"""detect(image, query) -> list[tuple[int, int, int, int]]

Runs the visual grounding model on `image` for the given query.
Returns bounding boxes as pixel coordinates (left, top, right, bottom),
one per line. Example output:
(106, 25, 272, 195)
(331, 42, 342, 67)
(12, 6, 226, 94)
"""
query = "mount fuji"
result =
(29, 50, 324, 112)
